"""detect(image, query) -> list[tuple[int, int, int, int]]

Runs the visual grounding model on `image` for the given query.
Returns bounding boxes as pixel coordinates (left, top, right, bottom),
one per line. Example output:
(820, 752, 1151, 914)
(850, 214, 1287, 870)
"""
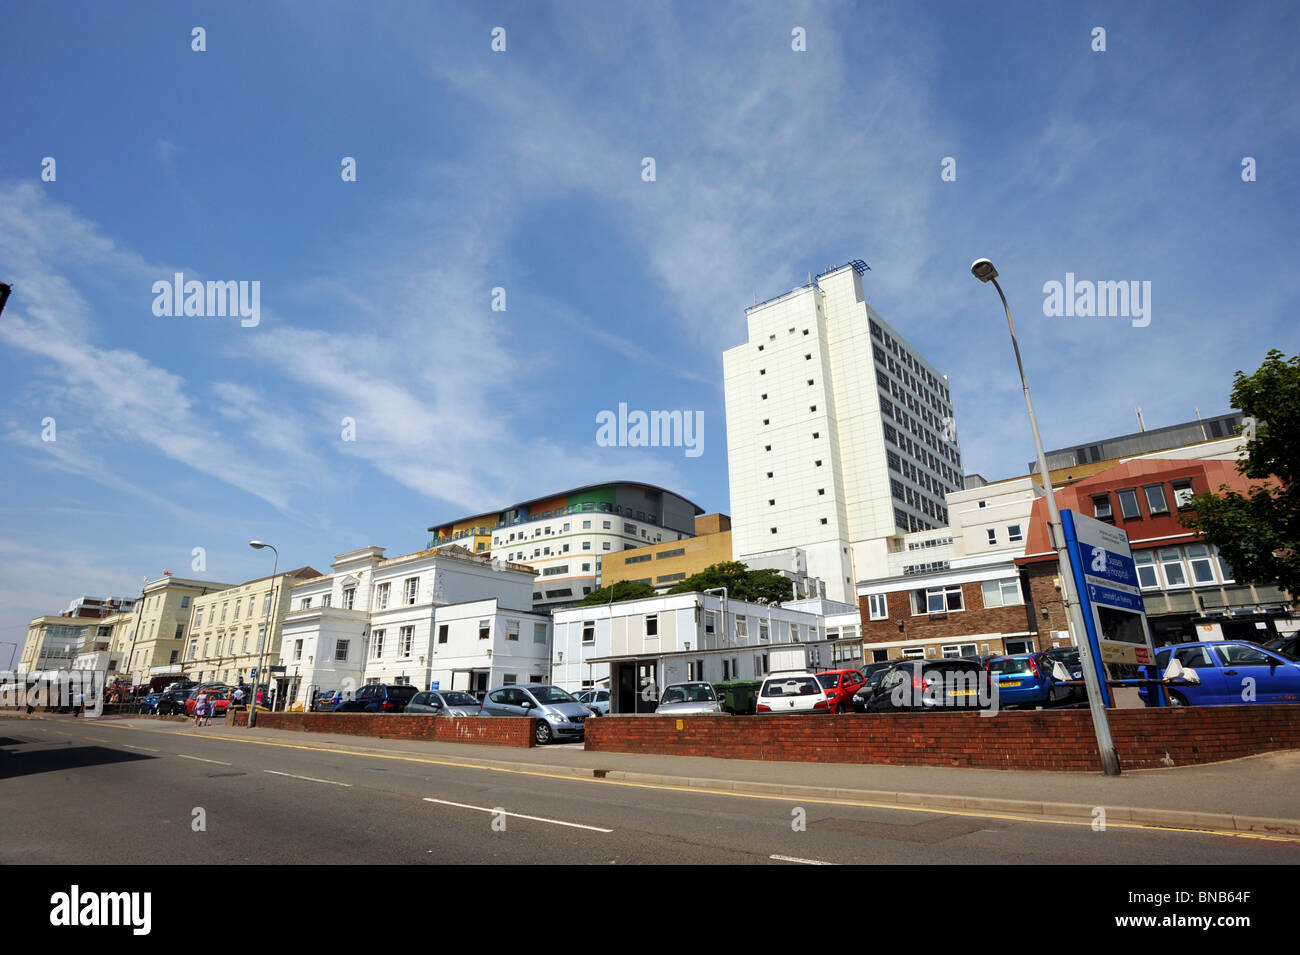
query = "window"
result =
(400, 626, 414, 657)
(1007, 524, 1023, 543)
(1134, 552, 1160, 589)
(911, 584, 963, 614)
(1144, 485, 1169, 515)
(438, 624, 449, 644)
(371, 629, 384, 658)
(174, 624, 184, 640)
(759, 619, 769, 641)
(868, 593, 888, 620)
(1216, 549, 1235, 582)
(263, 593, 272, 616)
(321, 594, 331, 607)
(233, 598, 241, 620)
(343, 588, 355, 610)
(1158, 549, 1188, 587)
(478, 619, 490, 640)
(704, 612, 716, 634)
(335, 639, 349, 662)
(657, 548, 685, 559)
(941, 643, 978, 659)
(736, 617, 748, 639)
(1117, 489, 1142, 519)
(195, 608, 204, 627)
(981, 578, 1023, 608)
(220, 603, 228, 623)
(602, 542, 610, 550)
(376, 582, 390, 610)
(180, 596, 190, 610)
(583, 520, 591, 529)
(646, 613, 659, 637)
(293, 639, 303, 662)
(1172, 480, 1195, 509)
(405, 577, 419, 604)
(1185, 544, 1217, 584)
(300, 597, 312, 610)
(506, 619, 520, 641)
(1092, 494, 1113, 519)
(987, 528, 997, 545)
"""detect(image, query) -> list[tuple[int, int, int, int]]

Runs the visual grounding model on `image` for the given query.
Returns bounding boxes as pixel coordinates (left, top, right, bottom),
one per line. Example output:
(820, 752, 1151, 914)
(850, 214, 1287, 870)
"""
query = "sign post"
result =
(1061, 509, 1157, 709)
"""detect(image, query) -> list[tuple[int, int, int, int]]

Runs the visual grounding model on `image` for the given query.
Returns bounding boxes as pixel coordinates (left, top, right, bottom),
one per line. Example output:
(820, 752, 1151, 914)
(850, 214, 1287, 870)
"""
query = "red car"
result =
(186, 692, 230, 717)
(816, 669, 866, 714)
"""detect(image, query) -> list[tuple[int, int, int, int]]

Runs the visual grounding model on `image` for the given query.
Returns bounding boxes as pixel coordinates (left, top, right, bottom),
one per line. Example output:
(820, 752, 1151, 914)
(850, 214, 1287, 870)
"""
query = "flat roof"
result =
(426, 481, 705, 531)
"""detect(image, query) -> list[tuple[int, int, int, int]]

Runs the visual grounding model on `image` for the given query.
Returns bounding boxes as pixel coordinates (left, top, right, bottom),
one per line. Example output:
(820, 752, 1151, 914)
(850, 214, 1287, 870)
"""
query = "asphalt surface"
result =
(3, 716, 1299, 865)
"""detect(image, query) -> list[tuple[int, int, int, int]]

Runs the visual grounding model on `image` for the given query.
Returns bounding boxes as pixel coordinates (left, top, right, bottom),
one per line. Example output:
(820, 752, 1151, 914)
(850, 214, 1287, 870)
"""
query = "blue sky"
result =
(2, 0, 1297, 646)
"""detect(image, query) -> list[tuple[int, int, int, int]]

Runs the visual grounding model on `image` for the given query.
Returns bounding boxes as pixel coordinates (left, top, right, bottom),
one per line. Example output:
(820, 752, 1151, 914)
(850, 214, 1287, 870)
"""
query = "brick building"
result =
(1016, 458, 1295, 647)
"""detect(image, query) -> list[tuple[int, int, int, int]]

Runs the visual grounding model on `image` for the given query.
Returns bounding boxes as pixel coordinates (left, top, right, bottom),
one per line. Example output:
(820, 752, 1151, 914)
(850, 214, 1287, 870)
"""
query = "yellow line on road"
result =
(90, 721, 1300, 845)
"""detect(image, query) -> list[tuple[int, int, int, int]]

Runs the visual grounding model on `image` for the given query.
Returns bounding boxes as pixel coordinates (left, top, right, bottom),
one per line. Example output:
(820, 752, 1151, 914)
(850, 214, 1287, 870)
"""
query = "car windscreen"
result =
(440, 692, 479, 706)
(816, 674, 841, 689)
(988, 658, 1031, 675)
(530, 686, 576, 704)
(762, 677, 819, 697)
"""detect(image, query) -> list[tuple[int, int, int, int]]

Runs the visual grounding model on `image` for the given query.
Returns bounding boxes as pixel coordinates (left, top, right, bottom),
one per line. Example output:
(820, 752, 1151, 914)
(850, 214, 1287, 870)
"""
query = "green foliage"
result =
(576, 579, 658, 606)
(665, 561, 795, 603)
(1183, 349, 1299, 602)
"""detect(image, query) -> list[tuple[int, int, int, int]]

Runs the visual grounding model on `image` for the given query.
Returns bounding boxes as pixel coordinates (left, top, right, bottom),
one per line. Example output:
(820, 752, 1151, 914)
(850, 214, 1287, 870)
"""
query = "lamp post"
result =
(248, 541, 278, 728)
(971, 258, 1121, 776)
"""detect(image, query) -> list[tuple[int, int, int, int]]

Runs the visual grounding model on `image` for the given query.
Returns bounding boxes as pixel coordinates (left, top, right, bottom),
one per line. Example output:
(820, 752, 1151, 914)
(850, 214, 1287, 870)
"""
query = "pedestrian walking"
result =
(193, 693, 207, 727)
(73, 690, 85, 718)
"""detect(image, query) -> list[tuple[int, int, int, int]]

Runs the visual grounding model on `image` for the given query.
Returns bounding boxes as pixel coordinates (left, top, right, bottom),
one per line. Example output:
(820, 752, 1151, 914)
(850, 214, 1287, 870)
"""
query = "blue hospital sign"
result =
(1062, 510, 1155, 666)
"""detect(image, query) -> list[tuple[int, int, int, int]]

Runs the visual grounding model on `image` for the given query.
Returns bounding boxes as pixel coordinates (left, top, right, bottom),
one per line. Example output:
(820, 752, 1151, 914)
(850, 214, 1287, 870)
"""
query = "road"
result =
(3, 717, 1297, 865)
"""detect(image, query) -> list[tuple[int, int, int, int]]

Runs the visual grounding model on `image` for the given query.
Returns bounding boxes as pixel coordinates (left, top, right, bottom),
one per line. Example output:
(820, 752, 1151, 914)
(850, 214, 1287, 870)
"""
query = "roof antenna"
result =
(808, 272, 813, 286)
(753, 291, 758, 305)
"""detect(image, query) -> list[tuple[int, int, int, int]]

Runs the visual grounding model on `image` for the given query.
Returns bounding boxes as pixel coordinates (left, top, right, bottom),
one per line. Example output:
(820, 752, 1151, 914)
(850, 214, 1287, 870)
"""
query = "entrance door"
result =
(636, 661, 658, 713)
(617, 663, 637, 714)
(471, 671, 489, 700)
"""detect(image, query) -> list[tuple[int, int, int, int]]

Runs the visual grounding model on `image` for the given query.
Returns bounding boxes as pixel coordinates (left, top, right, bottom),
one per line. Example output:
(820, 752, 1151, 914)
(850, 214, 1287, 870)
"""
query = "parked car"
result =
(1264, 633, 1299, 662)
(1140, 641, 1300, 706)
(858, 659, 989, 712)
(655, 682, 723, 715)
(157, 687, 196, 716)
(480, 684, 588, 744)
(185, 691, 230, 717)
(850, 668, 890, 712)
(405, 690, 483, 716)
(137, 691, 163, 715)
(575, 688, 611, 715)
(816, 669, 867, 714)
(985, 651, 1080, 708)
(333, 683, 419, 713)
(755, 672, 830, 714)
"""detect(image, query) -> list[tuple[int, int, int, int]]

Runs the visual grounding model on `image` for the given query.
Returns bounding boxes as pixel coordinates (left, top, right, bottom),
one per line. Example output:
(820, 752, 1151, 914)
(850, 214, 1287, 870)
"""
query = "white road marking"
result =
(265, 770, 352, 787)
(86, 737, 110, 742)
(121, 744, 160, 752)
(178, 754, 232, 766)
(422, 797, 613, 833)
(770, 854, 836, 865)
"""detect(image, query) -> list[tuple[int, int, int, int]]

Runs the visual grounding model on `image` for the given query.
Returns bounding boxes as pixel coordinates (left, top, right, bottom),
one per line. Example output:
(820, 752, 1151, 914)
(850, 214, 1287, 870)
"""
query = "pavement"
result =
(17, 710, 1300, 838)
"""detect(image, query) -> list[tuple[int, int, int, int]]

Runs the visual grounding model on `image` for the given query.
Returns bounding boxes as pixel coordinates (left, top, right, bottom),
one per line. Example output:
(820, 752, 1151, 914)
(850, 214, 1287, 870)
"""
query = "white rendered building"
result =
(724, 261, 963, 602)
(278, 545, 548, 704)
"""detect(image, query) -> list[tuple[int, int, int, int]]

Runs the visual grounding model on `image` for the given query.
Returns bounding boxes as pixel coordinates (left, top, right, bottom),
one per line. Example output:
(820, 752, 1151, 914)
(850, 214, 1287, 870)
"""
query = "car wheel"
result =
(1166, 690, 1188, 707)
(534, 720, 552, 745)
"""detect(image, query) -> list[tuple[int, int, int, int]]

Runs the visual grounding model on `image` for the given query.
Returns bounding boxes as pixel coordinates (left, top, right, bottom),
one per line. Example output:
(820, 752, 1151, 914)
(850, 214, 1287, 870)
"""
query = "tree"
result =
(665, 561, 795, 603)
(1183, 349, 1299, 603)
(576, 579, 658, 607)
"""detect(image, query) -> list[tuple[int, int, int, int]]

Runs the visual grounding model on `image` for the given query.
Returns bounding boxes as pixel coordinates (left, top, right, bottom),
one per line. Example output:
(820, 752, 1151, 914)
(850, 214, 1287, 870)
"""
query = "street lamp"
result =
(248, 540, 279, 728)
(971, 258, 1121, 776)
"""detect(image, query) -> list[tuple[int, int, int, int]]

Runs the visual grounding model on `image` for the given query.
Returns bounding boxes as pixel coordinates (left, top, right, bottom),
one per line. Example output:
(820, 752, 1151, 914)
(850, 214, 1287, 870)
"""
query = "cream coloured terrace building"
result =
(120, 575, 233, 685)
(182, 566, 321, 686)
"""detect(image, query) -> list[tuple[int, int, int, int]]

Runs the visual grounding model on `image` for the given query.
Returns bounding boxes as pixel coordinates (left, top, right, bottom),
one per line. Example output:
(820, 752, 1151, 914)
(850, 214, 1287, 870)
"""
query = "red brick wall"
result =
(584, 707, 1300, 771)
(231, 711, 535, 747)
(860, 580, 1035, 645)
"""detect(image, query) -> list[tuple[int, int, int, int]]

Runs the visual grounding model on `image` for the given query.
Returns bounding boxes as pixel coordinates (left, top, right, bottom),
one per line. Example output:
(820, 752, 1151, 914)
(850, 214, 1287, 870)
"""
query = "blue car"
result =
(986, 650, 1081, 707)
(137, 691, 163, 715)
(1142, 641, 1300, 706)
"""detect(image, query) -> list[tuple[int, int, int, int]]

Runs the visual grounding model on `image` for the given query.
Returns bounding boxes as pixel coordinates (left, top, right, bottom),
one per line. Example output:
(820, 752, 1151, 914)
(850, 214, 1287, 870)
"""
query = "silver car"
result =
(480, 684, 588, 744)
(655, 682, 723, 715)
(575, 688, 610, 715)
(405, 690, 482, 716)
